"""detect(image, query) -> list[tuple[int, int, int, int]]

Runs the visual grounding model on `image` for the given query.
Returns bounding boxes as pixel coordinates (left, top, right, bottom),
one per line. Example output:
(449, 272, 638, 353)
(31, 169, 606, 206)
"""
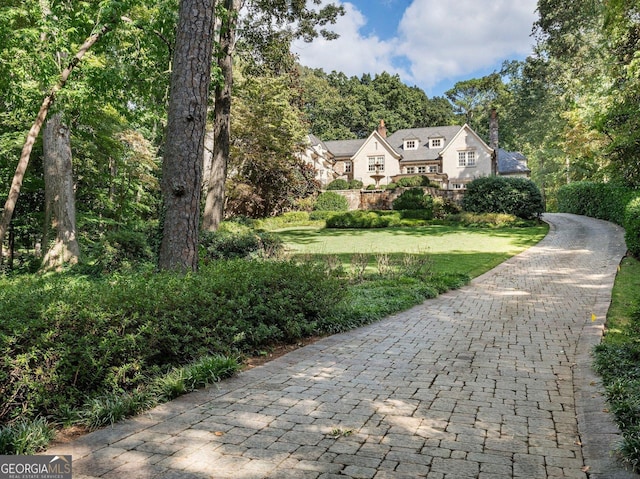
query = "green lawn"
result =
(276, 224, 549, 278)
(604, 255, 640, 344)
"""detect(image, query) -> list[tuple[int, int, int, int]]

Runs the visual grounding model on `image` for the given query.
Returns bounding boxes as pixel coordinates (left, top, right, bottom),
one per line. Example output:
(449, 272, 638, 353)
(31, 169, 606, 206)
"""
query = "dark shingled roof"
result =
(324, 125, 464, 161)
(497, 148, 530, 175)
(323, 138, 366, 158)
(387, 125, 463, 162)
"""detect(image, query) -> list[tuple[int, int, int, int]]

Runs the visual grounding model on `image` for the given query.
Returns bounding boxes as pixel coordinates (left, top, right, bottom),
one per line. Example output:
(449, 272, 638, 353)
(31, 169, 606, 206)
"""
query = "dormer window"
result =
(404, 139, 418, 150)
(430, 138, 442, 148)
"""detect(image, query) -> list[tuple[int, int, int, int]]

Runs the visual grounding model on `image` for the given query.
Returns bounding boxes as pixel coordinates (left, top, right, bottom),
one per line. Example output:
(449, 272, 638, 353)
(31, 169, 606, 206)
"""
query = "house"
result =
(298, 134, 338, 187)
(301, 119, 530, 190)
(322, 120, 497, 190)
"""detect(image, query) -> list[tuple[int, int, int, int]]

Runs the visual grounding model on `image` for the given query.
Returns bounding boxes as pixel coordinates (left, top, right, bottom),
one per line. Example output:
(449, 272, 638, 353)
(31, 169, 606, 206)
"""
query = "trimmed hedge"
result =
(626, 198, 640, 258)
(392, 188, 434, 217)
(326, 179, 349, 190)
(557, 181, 640, 257)
(314, 191, 349, 211)
(463, 176, 544, 220)
(325, 210, 432, 228)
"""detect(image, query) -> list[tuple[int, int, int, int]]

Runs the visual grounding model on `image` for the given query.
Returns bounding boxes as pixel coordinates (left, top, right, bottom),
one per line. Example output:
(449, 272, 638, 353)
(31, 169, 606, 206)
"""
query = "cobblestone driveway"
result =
(47, 213, 637, 478)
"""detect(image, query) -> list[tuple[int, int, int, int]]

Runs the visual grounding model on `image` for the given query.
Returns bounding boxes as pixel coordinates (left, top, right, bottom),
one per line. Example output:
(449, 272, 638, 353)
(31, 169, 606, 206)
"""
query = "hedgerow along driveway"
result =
(46, 213, 635, 478)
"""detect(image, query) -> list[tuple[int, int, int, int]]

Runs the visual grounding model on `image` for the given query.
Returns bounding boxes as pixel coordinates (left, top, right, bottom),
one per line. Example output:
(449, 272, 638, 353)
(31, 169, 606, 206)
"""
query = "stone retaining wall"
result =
(332, 187, 464, 211)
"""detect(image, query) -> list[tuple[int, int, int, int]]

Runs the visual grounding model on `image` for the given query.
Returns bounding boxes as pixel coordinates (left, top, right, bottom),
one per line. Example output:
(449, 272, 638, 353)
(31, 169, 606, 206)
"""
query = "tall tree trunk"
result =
(202, 0, 241, 232)
(0, 21, 112, 262)
(158, 0, 216, 271)
(41, 113, 80, 270)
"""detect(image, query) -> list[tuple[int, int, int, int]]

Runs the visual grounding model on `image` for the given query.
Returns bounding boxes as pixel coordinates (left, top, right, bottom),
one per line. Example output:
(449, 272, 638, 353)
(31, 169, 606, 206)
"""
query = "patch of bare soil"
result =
(243, 336, 323, 369)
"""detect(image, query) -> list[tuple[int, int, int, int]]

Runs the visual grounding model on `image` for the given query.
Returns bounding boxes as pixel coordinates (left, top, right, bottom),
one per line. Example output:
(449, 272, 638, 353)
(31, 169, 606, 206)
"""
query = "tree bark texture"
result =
(0, 22, 111, 261)
(41, 113, 80, 270)
(158, 0, 216, 271)
(202, 0, 241, 232)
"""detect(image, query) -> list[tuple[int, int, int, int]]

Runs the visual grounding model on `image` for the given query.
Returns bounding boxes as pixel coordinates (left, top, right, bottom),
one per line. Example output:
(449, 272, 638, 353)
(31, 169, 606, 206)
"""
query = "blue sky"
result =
(291, 0, 539, 98)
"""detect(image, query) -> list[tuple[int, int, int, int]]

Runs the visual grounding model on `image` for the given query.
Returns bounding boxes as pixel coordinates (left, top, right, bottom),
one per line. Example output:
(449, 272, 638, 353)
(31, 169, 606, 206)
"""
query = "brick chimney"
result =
(377, 119, 387, 138)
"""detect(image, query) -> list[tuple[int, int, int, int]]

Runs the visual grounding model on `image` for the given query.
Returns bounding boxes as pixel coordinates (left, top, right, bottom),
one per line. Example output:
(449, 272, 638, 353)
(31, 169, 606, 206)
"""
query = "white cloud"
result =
(397, 0, 538, 89)
(290, 2, 408, 79)
(291, 0, 538, 94)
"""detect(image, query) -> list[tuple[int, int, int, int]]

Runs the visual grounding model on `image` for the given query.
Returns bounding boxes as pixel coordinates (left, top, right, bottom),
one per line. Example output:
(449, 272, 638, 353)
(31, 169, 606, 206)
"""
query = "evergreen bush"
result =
(0, 260, 345, 427)
(200, 222, 282, 260)
(396, 175, 425, 187)
(348, 179, 364, 189)
(557, 181, 640, 258)
(625, 197, 640, 258)
(463, 176, 544, 219)
(392, 188, 434, 217)
(314, 191, 349, 211)
(326, 179, 349, 190)
(326, 210, 396, 228)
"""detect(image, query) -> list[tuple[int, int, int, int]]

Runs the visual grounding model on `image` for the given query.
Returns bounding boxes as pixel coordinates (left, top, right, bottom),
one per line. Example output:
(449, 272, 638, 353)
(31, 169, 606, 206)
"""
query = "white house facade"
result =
(303, 121, 530, 190)
(298, 134, 337, 187)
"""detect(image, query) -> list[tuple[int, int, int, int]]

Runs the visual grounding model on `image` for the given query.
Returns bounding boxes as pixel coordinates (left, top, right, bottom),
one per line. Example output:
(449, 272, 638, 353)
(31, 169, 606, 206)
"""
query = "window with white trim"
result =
(344, 161, 352, 173)
(404, 139, 418, 150)
(368, 156, 385, 172)
(406, 166, 415, 174)
(430, 138, 442, 148)
(428, 165, 438, 173)
(467, 151, 476, 166)
(417, 166, 427, 173)
(458, 150, 477, 167)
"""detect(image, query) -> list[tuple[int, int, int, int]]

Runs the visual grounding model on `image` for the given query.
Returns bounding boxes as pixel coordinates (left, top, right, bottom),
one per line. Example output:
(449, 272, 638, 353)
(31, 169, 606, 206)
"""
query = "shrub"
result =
(557, 181, 635, 224)
(309, 210, 339, 221)
(254, 212, 311, 230)
(557, 181, 640, 258)
(324, 210, 433, 228)
(326, 211, 396, 228)
(625, 197, 640, 258)
(348, 179, 363, 189)
(0, 260, 346, 429)
(366, 184, 377, 190)
(200, 222, 282, 260)
(314, 191, 349, 211)
(326, 179, 349, 190)
(85, 228, 156, 274)
(396, 175, 429, 187)
(446, 212, 522, 228)
(294, 196, 316, 212)
(463, 176, 544, 219)
(386, 182, 397, 190)
(433, 196, 462, 219)
(392, 188, 434, 217)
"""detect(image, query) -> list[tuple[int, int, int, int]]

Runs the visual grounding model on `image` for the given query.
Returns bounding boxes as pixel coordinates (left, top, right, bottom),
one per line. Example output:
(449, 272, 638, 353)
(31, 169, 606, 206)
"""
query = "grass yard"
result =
(593, 254, 640, 471)
(603, 256, 640, 344)
(276, 224, 549, 278)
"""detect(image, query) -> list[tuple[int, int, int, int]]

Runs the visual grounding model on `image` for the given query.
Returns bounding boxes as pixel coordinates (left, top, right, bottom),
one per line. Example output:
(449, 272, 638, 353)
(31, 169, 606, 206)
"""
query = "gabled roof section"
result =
(352, 130, 402, 160)
(304, 134, 334, 159)
(439, 124, 494, 156)
(387, 125, 462, 162)
(307, 133, 327, 149)
(497, 149, 531, 174)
